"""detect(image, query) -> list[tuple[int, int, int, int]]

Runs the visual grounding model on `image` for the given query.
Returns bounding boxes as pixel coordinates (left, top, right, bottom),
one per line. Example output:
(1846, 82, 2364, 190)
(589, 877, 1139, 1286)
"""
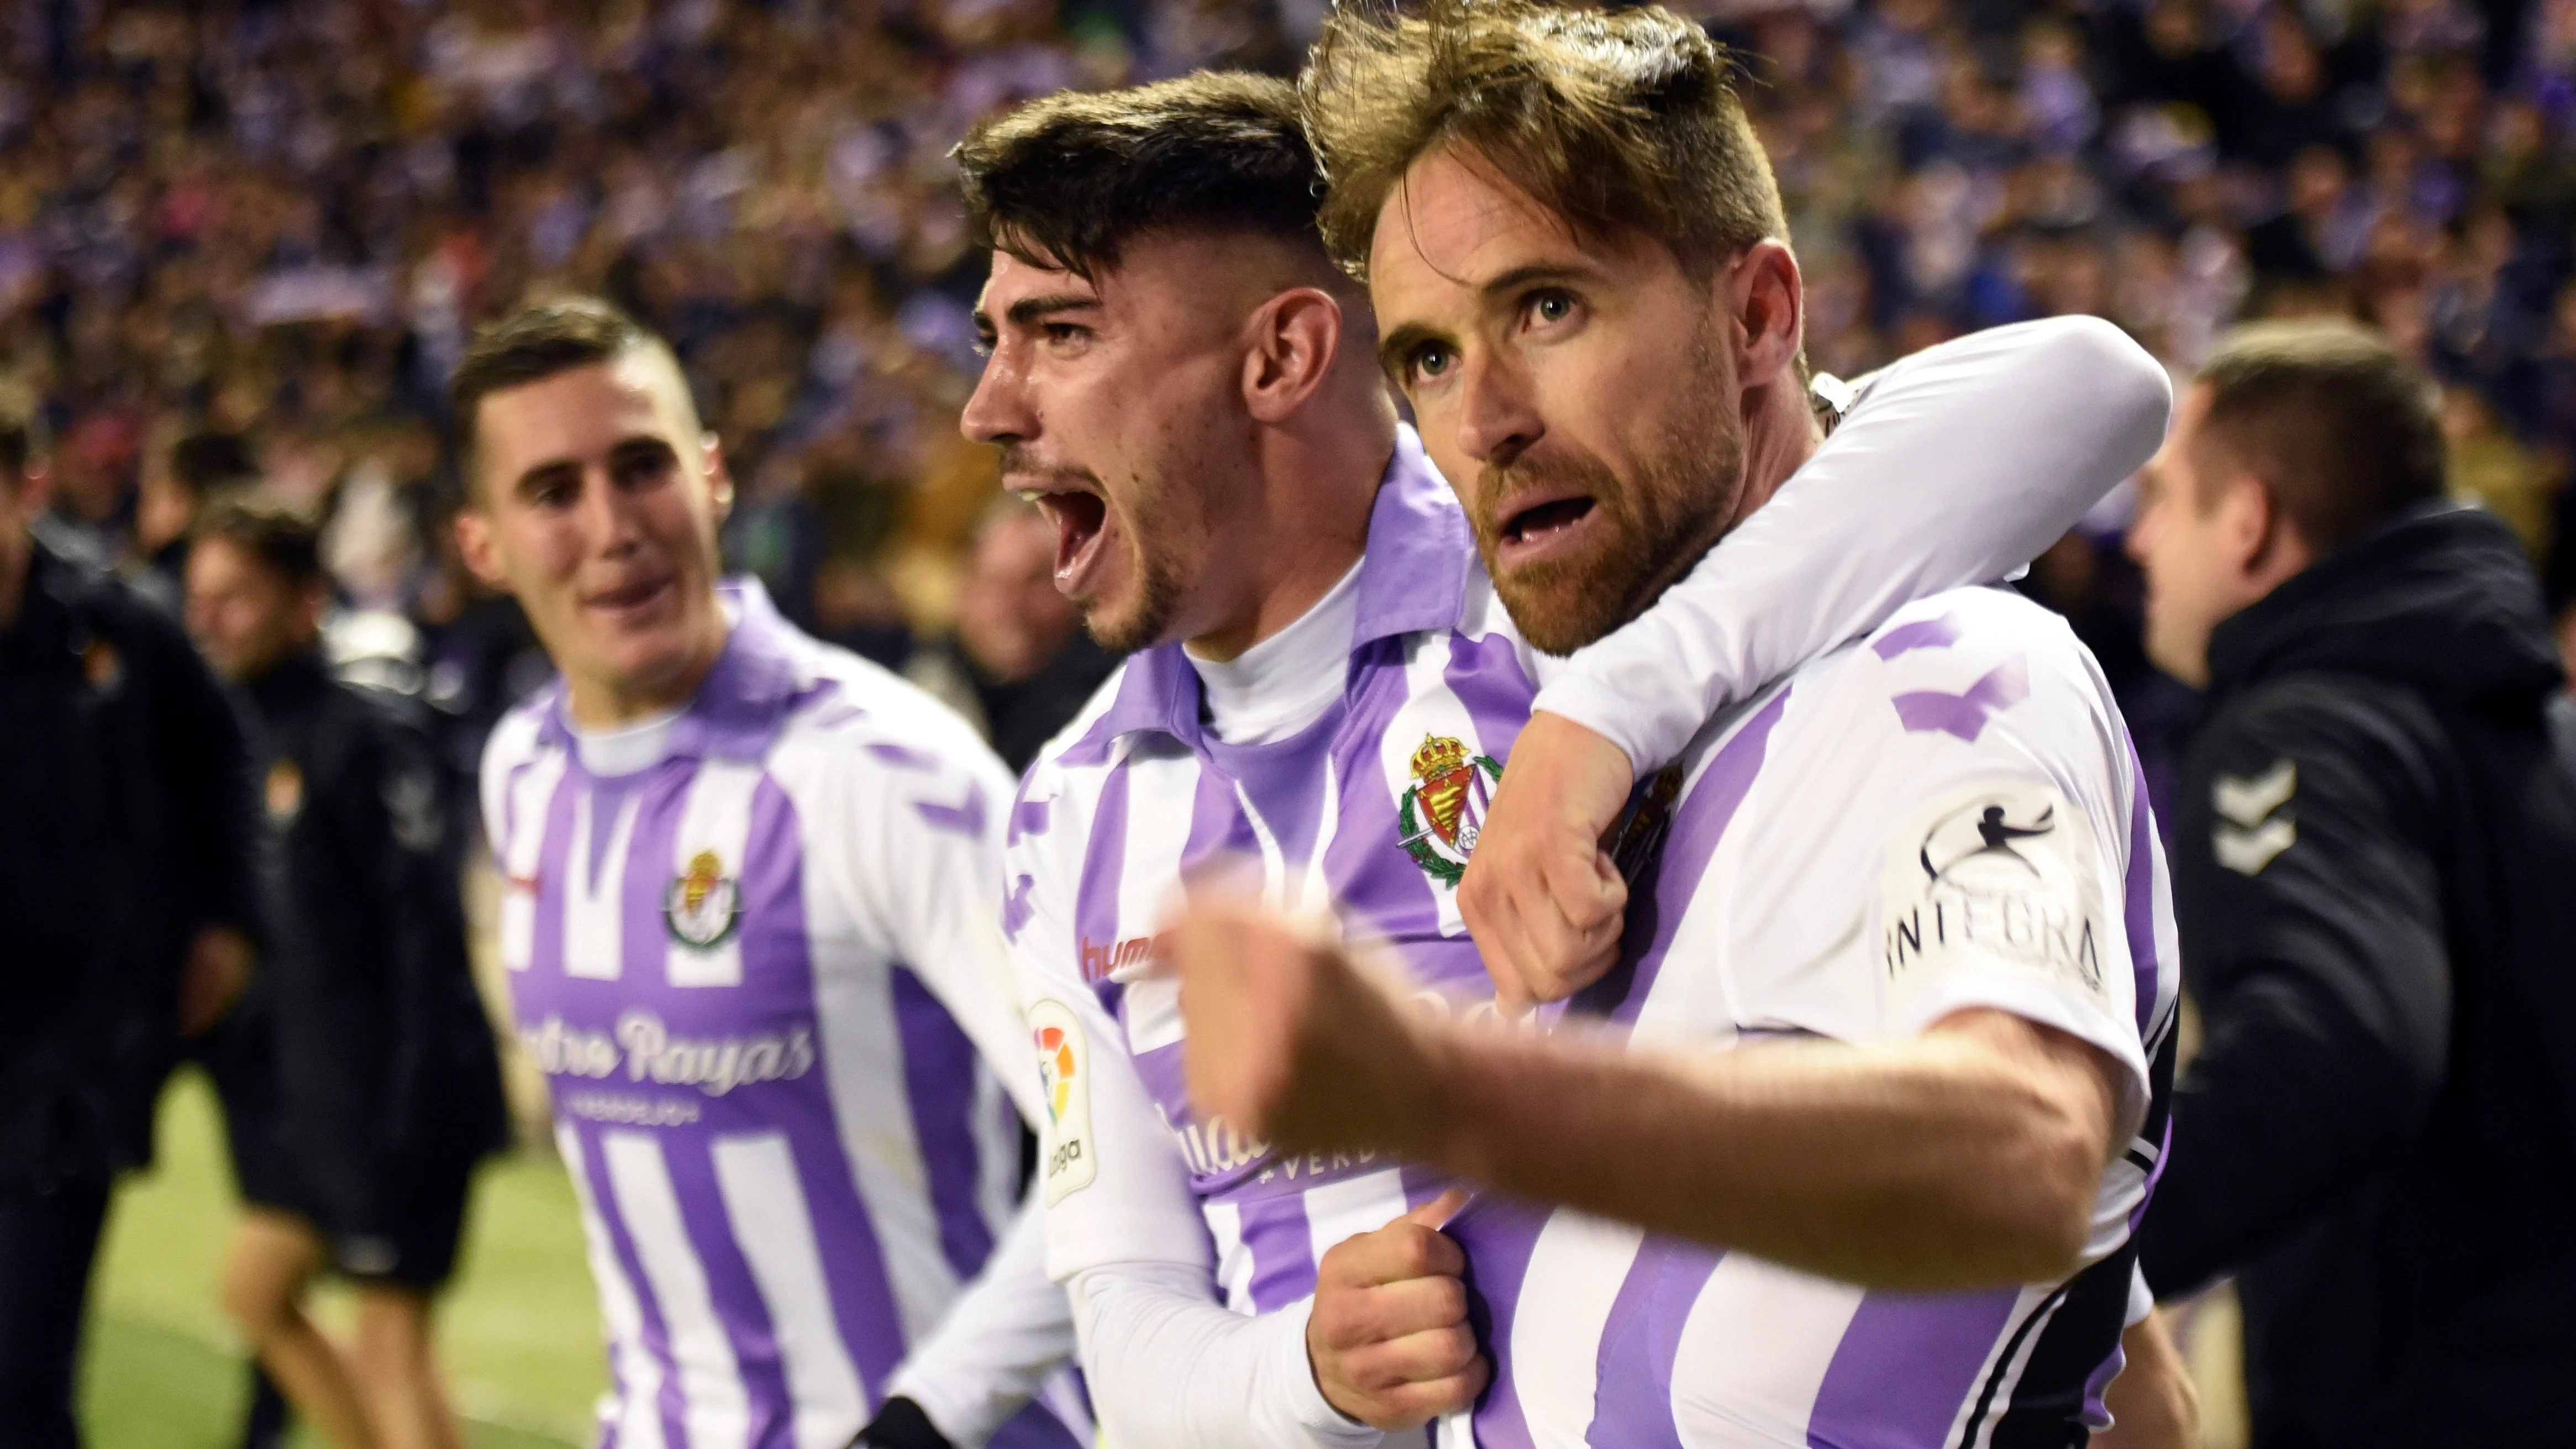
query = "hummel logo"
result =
(1894, 658, 2030, 743)
(2212, 759, 2296, 875)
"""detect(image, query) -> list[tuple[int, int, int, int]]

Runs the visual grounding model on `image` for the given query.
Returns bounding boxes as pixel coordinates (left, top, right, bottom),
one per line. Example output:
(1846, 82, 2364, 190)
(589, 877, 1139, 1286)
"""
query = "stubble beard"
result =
(1476, 341, 1746, 656)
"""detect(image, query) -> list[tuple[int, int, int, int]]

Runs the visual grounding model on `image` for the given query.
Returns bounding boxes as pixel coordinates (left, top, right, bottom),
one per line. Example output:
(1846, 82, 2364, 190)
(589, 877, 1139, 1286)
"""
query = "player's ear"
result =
(701, 432, 736, 526)
(453, 506, 506, 589)
(1728, 240, 1804, 389)
(1243, 287, 1344, 425)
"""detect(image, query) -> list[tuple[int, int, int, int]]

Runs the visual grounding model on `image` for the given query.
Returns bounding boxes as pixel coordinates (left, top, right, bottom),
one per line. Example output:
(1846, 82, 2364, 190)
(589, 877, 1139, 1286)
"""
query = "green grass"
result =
(82, 1070, 604, 1448)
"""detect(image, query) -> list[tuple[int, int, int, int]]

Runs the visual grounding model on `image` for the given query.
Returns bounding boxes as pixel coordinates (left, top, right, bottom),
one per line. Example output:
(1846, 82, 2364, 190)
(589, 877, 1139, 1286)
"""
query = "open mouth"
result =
(1023, 484, 1112, 593)
(1502, 495, 1596, 548)
(585, 573, 675, 618)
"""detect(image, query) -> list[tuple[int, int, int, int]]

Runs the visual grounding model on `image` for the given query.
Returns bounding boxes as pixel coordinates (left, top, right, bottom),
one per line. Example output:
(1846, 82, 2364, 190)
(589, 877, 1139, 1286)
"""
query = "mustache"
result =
(1471, 452, 1621, 536)
(997, 447, 1101, 490)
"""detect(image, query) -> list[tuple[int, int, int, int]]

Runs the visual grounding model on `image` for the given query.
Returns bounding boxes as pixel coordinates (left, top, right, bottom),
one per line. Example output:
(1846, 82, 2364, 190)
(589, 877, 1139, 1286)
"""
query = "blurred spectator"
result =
(1, 417, 261, 1449)
(2125, 322, 2576, 1447)
(183, 497, 506, 1449)
(947, 500, 1121, 771)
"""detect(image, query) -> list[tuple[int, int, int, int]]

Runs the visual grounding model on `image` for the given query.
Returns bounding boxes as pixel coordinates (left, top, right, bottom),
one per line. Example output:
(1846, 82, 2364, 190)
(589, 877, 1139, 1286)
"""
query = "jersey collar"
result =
(1061, 426, 1471, 763)
(537, 577, 816, 765)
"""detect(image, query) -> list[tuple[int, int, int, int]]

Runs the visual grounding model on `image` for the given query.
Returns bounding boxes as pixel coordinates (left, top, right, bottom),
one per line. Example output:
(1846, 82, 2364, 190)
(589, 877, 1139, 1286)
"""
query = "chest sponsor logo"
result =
(1029, 1000, 1098, 1204)
(1080, 933, 1153, 984)
(1399, 734, 1502, 888)
(1882, 778, 2111, 1006)
(664, 849, 743, 948)
(517, 1009, 815, 1097)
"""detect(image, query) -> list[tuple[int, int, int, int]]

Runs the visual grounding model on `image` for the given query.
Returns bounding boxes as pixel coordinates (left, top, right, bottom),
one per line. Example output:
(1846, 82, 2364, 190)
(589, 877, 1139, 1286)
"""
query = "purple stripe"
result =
(1445, 628, 1538, 768)
(1454, 1198, 1545, 1449)
(659, 1133, 796, 1447)
(1584, 1240, 1726, 1449)
(1871, 613, 1960, 659)
(788, 1120, 911, 1405)
(891, 965, 997, 1279)
(913, 779, 990, 838)
(1175, 754, 1258, 890)
(1604, 689, 1790, 1023)
(1073, 763, 1132, 973)
(1804, 1288, 2021, 1448)
(621, 770, 692, 981)
(2121, 741, 2160, 1038)
(1237, 1190, 1319, 1311)
(570, 1124, 694, 1449)
(985, 1403, 1086, 1449)
(2080, 1332, 2126, 1430)
(528, 768, 580, 980)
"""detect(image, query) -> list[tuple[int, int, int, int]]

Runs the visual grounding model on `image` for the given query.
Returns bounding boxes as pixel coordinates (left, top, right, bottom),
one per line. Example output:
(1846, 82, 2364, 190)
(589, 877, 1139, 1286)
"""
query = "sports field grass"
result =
(82, 1069, 603, 1448)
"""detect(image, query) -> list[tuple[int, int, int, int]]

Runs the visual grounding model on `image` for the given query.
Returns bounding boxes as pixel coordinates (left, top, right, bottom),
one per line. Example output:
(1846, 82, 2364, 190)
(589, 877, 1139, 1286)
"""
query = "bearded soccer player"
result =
(964, 75, 2172, 1448)
(1166, 7, 2185, 1446)
(456, 300, 1085, 1449)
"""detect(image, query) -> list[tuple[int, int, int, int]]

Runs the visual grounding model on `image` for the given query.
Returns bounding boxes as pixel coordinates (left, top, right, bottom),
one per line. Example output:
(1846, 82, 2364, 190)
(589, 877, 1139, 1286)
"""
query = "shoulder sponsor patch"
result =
(1029, 999, 1098, 1205)
(1881, 778, 2111, 1010)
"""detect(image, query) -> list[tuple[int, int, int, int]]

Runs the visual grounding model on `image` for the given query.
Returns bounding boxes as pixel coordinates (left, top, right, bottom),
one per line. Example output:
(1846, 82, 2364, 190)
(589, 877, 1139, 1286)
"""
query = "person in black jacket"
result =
(1, 421, 264, 1449)
(184, 497, 508, 1449)
(2122, 321, 2576, 1447)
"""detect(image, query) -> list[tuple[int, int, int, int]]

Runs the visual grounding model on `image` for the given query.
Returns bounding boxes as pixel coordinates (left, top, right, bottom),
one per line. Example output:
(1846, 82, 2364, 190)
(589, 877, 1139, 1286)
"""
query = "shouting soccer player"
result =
(1167, 7, 2187, 1445)
(964, 74, 2172, 1448)
(458, 300, 1084, 1449)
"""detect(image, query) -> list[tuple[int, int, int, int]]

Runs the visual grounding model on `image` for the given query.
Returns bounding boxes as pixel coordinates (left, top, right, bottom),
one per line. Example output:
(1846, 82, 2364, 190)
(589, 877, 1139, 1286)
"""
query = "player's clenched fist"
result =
(1458, 710, 1636, 1010)
(1308, 1190, 1489, 1430)
(1162, 894, 1436, 1157)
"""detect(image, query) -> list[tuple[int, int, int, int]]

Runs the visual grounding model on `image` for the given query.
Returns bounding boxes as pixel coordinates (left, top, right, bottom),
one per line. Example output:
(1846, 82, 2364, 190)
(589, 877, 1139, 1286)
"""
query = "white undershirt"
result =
(1184, 560, 1362, 746)
(570, 705, 684, 776)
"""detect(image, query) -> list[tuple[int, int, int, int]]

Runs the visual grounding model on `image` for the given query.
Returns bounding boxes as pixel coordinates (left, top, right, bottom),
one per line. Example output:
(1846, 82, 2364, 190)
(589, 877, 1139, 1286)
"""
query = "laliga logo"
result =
(1036, 1023, 1078, 1126)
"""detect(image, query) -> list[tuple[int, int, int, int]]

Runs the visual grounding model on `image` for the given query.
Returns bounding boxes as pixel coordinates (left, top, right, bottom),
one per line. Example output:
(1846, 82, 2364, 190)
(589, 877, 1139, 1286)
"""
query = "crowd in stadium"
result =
(6, 0, 2576, 737)
(6, 1, 2576, 1448)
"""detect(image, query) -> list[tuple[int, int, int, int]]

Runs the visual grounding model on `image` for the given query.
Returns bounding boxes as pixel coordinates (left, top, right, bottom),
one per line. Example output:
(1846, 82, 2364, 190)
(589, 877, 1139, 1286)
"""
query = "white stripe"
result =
(501, 750, 568, 972)
(602, 1132, 753, 1449)
(1669, 1255, 1865, 1449)
(971, 1065, 1018, 1238)
(1305, 757, 1341, 916)
(711, 1132, 869, 1449)
(1201, 1199, 1255, 1315)
(1116, 749, 1206, 1056)
(557, 1123, 669, 1449)
(1301, 1167, 1411, 1266)
(565, 788, 642, 980)
(808, 935, 956, 1346)
(666, 760, 763, 988)
(1510, 1211, 1644, 1447)
(1235, 780, 1291, 911)
(1377, 634, 1501, 937)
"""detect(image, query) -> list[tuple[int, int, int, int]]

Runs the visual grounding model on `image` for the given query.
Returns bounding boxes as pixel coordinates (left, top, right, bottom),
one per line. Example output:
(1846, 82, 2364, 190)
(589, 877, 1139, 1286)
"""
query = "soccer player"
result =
(963, 75, 2170, 1447)
(1166, 6, 2184, 1445)
(455, 300, 1084, 1449)
(185, 498, 509, 1449)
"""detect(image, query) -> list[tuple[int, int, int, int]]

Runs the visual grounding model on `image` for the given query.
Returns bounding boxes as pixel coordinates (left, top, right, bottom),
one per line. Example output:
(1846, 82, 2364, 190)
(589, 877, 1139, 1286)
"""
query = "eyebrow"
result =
(971, 292, 1103, 338)
(1375, 259, 1609, 380)
(509, 434, 677, 500)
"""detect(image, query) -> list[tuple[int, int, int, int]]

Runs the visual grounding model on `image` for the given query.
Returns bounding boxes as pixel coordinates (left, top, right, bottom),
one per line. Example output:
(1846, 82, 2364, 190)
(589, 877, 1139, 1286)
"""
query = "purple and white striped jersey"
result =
(481, 581, 1084, 1449)
(1472, 585, 2183, 1449)
(1009, 432, 1532, 1442)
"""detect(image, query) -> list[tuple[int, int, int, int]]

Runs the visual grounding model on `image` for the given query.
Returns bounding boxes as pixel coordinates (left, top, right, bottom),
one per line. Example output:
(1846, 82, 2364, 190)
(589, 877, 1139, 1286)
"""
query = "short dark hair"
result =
(2193, 321, 2446, 555)
(1302, 0, 1787, 281)
(1, 417, 33, 483)
(955, 72, 1328, 279)
(195, 497, 325, 590)
(449, 297, 676, 480)
(169, 431, 259, 496)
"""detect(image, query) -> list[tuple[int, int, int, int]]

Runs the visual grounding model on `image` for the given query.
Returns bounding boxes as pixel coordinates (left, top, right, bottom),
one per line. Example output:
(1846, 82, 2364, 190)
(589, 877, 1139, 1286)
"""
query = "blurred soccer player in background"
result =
(1169, 4, 2185, 1443)
(184, 498, 509, 1449)
(963, 69, 2175, 1449)
(454, 299, 1085, 1449)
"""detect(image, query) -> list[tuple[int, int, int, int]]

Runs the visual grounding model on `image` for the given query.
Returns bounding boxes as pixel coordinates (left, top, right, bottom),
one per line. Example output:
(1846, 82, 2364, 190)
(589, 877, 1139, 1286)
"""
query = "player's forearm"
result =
(1396, 1015, 2112, 1289)
(1537, 314, 2170, 773)
(1069, 1265, 1382, 1449)
(885, 1195, 1077, 1446)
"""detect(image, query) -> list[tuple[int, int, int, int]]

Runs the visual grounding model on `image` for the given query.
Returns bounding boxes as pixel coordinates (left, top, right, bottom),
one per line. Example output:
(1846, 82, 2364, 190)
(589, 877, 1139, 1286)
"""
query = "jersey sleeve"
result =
(838, 731, 1052, 1131)
(1536, 316, 2172, 773)
(1004, 758, 1216, 1285)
